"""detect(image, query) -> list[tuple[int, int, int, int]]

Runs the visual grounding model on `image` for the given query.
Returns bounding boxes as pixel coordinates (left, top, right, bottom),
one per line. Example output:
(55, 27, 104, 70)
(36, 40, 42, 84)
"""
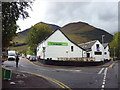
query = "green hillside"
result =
(11, 21, 113, 52)
(61, 22, 113, 44)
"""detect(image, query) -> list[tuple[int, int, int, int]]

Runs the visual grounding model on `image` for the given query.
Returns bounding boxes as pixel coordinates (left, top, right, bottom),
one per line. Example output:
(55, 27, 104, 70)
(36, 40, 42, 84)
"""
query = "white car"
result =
(26, 55, 31, 59)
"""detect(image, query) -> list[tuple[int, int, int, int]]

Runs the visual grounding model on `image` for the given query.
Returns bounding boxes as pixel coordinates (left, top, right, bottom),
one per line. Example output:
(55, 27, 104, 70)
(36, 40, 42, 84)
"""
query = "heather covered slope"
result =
(61, 22, 113, 44)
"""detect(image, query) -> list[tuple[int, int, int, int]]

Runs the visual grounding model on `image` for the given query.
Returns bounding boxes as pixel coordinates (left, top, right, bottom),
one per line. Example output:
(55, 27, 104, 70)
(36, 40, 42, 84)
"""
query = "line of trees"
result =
(110, 32, 120, 58)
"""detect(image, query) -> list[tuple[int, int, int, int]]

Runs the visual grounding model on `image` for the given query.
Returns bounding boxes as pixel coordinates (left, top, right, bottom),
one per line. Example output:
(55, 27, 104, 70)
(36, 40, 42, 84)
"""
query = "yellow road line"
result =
(2, 63, 71, 89)
(26, 58, 41, 67)
(19, 71, 66, 89)
(109, 63, 115, 68)
(25, 58, 71, 89)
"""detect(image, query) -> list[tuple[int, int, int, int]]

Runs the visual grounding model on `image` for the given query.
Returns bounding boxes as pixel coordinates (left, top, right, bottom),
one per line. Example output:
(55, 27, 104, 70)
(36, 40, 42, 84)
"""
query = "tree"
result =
(26, 23, 52, 54)
(2, 1, 33, 48)
(26, 47, 34, 55)
(110, 32, 120, 58)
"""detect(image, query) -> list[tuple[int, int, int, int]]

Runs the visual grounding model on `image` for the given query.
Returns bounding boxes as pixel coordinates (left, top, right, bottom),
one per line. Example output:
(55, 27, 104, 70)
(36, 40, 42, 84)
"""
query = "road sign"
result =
(48, 42, 68, 46)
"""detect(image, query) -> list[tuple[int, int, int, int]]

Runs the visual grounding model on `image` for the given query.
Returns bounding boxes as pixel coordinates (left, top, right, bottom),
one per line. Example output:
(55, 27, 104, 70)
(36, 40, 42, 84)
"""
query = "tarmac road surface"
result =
(3, 57, 119, 89)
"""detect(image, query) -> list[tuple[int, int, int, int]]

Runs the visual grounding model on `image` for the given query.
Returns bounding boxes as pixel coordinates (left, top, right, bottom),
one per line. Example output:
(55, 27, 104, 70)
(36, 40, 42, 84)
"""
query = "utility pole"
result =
(102, 35, 105, 44)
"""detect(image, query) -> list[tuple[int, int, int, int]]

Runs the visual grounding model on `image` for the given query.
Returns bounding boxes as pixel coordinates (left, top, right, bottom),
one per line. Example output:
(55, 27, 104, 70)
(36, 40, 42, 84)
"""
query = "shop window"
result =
(71, 46, 73, 52)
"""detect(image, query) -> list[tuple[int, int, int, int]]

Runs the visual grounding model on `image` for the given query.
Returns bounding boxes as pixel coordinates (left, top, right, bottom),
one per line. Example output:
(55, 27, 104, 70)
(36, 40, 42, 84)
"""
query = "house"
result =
(78, 40, 105, 61)
(37, 29, 110, 62)
(102, 43, 110, 60)
(37, 29, 86, 60)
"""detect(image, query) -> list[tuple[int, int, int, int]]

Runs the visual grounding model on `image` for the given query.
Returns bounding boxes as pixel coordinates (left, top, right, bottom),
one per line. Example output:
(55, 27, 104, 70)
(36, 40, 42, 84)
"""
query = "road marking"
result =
(102, 81, 105, 85)
(109, 63, 114, 68)
(55, 69, 81, 72)
(101, 68, 108, 89)
(26, 58, 41, 67)
(102, 85, 105, 88)
(2, 65, 71, 90)
(98, 68, 104, 74)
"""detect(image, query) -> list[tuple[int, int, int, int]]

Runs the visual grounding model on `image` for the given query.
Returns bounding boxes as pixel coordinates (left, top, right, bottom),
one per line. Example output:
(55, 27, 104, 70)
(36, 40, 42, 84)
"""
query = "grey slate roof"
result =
(78, 40, 97, 51)
(102, 43, 108, 49)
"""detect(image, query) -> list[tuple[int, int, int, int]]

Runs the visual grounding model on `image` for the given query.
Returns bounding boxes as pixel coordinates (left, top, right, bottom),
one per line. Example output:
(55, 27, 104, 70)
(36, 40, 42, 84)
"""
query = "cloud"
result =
(17, 1, 118, 34)
(42, 2, 118, 34)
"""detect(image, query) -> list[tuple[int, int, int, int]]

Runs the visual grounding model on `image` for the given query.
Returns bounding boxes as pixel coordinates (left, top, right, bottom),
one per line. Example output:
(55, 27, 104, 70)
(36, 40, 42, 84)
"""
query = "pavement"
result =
(2, 57, 119, 89)
(2, 70, 56, 89)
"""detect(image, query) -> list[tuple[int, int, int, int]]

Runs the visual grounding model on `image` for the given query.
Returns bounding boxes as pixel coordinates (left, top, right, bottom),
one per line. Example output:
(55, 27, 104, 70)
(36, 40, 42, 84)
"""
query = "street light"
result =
(102, 35, 105, 44)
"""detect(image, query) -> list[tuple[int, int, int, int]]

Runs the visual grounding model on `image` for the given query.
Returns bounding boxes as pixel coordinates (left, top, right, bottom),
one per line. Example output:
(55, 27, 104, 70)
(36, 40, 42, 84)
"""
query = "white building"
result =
(37, 29, 86, 60)
(102, 43, 110, 60)
(37, 29, 110, 62)
(78, 40, 105, 61)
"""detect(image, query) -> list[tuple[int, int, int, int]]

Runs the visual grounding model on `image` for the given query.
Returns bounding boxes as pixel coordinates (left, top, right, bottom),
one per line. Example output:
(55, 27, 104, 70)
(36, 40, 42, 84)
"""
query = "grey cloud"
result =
(43, 2, 118, 34)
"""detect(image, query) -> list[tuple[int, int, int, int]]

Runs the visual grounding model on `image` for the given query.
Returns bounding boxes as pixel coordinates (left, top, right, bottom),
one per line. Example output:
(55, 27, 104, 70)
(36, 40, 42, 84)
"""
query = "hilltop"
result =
(11, 21, 113, 52)
(61, 21, 113, 44)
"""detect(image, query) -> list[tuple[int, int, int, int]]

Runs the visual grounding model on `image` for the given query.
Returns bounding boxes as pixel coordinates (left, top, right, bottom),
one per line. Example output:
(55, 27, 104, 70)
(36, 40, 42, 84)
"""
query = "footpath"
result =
(2, 68, 57, 90)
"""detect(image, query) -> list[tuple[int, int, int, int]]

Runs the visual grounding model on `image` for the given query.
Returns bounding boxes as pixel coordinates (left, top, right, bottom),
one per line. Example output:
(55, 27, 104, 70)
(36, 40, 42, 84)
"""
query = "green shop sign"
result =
(48, 42, 68, 46)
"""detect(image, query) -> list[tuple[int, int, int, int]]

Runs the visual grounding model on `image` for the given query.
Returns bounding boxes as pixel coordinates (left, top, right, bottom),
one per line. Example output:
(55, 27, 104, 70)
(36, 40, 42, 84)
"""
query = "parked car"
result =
(22, 56, 24, 58)
(26, 55, 31, 59)
(29, 56, 36, 61)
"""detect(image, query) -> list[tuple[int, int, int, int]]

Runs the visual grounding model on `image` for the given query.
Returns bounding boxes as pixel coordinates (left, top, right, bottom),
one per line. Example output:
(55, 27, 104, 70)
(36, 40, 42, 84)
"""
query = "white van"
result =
(8, 51, 16, 61)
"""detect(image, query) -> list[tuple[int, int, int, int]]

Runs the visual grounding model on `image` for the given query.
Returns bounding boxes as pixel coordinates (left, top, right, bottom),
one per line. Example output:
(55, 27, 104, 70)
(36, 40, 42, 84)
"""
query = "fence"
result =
(57, 57, 95, 62)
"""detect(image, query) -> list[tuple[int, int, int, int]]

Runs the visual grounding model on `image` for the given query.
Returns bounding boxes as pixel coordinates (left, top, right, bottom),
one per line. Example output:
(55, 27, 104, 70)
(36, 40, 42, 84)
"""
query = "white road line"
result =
(102, 85, 104, 88)
(55, 69, 81, 72)
(102, 81, 105, 85)
(98, 68, 104, 74)
(104, 68, 108, 76)
(101, 68, 108, 89)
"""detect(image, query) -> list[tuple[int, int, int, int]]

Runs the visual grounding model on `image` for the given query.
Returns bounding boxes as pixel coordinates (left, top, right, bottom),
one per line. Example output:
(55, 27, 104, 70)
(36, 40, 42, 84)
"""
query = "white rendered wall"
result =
(37, 30, 84, 60)
(104, 46, 110, 60)
(91, 40, 104, 61)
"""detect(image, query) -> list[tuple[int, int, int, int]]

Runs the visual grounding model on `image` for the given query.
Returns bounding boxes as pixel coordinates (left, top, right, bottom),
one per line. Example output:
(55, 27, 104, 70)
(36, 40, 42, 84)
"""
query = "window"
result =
(96, 44, 100, 51)
(104, 52, 107, 55)
(96, 44, 99, 48)
(95, 52, 102, 55)
(37, 49, 39, 51)
(71, 46, 73, 52)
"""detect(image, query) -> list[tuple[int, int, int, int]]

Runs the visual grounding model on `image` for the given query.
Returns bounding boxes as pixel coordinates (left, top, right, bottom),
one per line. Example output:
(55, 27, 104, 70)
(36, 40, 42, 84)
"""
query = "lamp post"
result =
(102, 35, 105, 44)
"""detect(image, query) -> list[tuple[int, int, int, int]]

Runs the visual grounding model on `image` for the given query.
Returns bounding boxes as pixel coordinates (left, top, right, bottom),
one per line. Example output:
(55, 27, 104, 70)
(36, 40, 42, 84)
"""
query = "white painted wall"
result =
(91, 40, 104, 61)
(104, 46, 110, 60)
(37, 30, 84, 60)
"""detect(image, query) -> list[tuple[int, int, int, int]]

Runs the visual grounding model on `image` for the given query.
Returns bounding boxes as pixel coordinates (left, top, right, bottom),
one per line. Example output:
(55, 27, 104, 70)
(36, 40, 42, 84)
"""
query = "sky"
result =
(16, 0, 118, 34)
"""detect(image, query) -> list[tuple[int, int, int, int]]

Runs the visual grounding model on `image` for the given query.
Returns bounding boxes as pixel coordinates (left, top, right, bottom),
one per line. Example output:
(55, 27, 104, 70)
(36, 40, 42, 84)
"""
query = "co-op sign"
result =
(48, 42, 68, 46)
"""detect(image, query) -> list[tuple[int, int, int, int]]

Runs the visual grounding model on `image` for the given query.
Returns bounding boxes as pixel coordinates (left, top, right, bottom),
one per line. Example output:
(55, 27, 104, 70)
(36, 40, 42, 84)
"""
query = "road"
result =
(3, 57, 119, 89)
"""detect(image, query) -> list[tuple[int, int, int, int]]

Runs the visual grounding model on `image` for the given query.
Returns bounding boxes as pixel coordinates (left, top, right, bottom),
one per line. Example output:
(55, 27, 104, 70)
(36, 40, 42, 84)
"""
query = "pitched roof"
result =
(38, 29, 85, 51)
(102, 43, 109, 49)
(78, 40, 97, 51)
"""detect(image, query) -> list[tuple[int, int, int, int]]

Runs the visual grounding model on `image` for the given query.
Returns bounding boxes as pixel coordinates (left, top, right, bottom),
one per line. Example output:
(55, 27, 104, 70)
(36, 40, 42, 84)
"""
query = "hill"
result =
(61, 21, 113, 44)
(18, 22, 60, 37)
(11, 21, 113, 52)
